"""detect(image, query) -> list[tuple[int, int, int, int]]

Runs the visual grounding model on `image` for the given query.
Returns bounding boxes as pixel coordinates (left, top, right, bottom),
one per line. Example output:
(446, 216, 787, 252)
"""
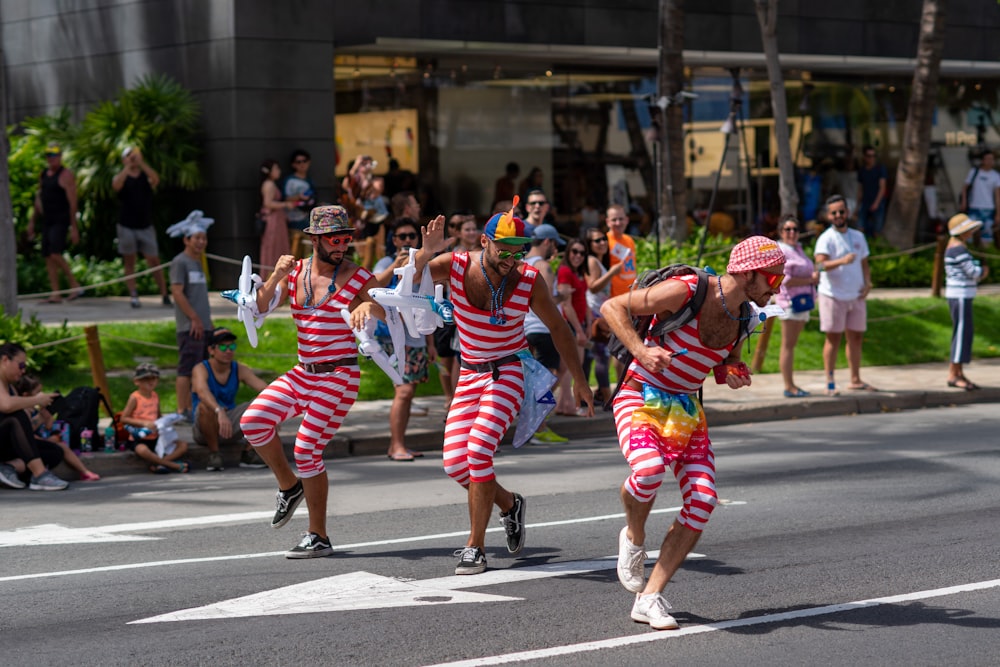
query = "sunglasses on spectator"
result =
(782, 226, 799, 233)
(496, 248, 527, 260)
(216, 343, 237, 352)
(829, 209, 847, 216)
(568, 249, 586, 256)
(321, 234, 353, 246)
(395, 232, 418, 241)
(756, 270, 785, 289)
(526, 200, 547, 207)
(292, 158, 310, 164)
(17, 361, 27, 370)
(589, 236, 608, 243)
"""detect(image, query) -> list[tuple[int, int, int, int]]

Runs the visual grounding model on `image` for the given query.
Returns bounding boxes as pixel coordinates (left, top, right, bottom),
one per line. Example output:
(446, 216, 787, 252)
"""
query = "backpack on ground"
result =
(603, 264, 752, 409)
(50, 386, 114, 450)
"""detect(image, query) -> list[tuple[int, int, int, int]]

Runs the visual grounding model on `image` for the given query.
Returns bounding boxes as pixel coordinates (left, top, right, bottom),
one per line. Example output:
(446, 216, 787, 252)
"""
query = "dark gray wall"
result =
(1, 0, 335, 284)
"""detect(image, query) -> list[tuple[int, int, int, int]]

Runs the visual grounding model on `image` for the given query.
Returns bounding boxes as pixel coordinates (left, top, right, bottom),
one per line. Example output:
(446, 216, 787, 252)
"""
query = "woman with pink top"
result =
(775, 215, 819, 397)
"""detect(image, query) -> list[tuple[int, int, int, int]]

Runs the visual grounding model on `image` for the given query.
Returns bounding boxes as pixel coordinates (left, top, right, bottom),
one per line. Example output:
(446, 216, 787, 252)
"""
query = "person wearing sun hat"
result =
(239, 204, 401, 559)
(27, 141, 84, 304)
(415, 199, 594, 576)
(944, 213, 989, 391)
(599, 234, 783, 631)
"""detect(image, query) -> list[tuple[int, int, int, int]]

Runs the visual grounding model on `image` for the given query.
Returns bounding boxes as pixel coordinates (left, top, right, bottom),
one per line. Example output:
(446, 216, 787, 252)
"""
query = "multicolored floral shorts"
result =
(376, 337, 429, 385)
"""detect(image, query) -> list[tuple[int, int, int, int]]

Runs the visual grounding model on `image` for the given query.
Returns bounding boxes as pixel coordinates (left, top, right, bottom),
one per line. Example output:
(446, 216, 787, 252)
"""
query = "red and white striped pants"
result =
(613, 386, 718, 532)
(442, 364, 525, 485)
(240, 365, 360, 478)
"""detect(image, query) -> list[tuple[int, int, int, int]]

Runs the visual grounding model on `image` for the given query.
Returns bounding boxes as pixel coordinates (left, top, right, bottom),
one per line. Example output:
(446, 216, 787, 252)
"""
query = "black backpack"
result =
(51, 387, 114, 450)
(604, 264, 752, 409)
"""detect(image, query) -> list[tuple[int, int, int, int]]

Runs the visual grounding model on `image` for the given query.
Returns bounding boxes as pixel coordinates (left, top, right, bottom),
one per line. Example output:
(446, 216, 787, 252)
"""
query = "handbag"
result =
(790, 293, 815, 313)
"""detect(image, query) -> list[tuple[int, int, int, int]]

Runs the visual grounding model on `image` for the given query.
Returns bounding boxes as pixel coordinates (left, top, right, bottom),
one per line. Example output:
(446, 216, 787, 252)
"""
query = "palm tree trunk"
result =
(884, 0, 947, 249)
(659, 0, 687, 243)
(754, 0, 799, 218)
(0, 48, 18, 315)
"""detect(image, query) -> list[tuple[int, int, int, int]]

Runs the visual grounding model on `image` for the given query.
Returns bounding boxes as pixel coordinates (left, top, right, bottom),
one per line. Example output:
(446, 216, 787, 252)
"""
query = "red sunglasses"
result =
(756, 270, 785, 289)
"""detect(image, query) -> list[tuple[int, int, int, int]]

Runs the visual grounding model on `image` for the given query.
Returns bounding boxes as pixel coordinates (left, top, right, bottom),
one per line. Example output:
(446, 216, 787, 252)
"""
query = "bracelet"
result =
(214, 406, 223, 414)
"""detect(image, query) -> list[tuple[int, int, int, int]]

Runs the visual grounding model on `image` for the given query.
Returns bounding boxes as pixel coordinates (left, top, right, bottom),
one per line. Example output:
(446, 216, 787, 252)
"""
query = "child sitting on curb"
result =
(16, 375, 100, 481)
(120, 363, 190, 473)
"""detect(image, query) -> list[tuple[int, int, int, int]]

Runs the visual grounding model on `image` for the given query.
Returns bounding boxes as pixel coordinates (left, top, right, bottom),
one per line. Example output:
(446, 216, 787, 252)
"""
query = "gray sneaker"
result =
(0, 463, 26, 489)
(28, 471, 69, 491)
(206, 453, 225, 472)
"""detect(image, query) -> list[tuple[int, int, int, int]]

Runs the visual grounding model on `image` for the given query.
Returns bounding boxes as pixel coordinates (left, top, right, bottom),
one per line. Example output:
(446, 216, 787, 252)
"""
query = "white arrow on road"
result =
(129, 550, 702, 624)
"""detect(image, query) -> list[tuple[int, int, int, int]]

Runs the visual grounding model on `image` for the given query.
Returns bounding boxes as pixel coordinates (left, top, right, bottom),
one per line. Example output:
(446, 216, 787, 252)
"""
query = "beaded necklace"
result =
(302, 257, 339, 310)
(479, 251, 509, 325)
(718, 276, 752, 321)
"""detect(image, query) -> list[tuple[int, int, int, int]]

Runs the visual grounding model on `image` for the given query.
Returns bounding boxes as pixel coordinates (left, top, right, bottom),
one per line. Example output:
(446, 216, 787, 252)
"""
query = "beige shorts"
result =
(818, 293, 867, 333)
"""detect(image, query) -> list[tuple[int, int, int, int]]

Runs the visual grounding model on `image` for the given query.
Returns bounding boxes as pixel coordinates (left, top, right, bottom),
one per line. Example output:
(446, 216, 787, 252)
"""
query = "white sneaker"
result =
(631, 593, 679, 630)
(617, 526, 646, 593)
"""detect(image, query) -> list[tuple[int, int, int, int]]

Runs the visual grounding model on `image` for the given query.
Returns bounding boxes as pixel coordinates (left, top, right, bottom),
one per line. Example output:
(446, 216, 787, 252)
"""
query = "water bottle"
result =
(104, 426, 116, 453)
(80, 428, 93, 453)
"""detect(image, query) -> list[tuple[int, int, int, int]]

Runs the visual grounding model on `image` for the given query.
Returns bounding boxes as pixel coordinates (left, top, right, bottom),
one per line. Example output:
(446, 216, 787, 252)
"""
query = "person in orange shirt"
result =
(120, 363, 190, 473)
(606, 204, 637, 298)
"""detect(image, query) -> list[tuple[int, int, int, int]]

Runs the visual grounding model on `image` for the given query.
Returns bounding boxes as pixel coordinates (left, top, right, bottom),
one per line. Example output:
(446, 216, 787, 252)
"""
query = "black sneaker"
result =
(162, 295, 172, 307)
(239, 448, 267, 469)
(454, 546, 487, 575)
(285, 532, 333, 559)
(271, 479, 304, 528)
(499, 492, 526, 555)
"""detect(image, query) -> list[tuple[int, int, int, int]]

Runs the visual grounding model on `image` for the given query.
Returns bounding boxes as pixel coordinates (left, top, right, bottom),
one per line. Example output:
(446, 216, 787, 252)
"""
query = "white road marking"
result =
(129, 571, 522, 623)
(422, 578, 1000, 666)
(129, 552, 706, 624)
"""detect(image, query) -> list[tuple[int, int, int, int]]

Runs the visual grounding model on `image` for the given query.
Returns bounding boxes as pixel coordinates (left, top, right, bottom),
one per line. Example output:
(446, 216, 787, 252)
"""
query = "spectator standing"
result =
(555, 238, 591, 416)
(584, 228, 623, 405)
(259, 159, 294, 273)
(775, 215, 818, 397)
(959, 150, 1000, 248)
(492, 161, 519, 211)
(373, 220, 435, 461)
(383, 158, 417, 200)
(855, 145, 887, 238)
(27, 142, 83, 304)
(112, 146, 171, 308)
(601, 236, 784, 630)
(283, 149, 316, 259)
(943, 213, 989, 390)
(166, 211, 215, 420)
(192, 327, 270, 471)
(120, 363, 190, 473)
(518, 166, 544, 204)
(0, 342, 69, 491)
(814, 195, 875, 395)
(606, 204, 637, 298)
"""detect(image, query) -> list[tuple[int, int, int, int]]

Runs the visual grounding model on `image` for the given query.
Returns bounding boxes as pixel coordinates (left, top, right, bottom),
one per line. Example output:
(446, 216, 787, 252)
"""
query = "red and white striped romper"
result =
(612, 274, 736, 531)
(443, 252, 539, 485)
(240, 260, 372, 478)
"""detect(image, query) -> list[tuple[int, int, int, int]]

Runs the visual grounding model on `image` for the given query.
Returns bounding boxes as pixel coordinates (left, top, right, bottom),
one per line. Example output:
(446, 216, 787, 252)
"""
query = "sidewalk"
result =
(15, 291, 1000, 478)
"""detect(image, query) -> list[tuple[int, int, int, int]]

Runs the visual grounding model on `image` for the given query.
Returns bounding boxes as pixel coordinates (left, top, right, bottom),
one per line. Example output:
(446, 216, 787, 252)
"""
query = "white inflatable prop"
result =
(221, 255, 282, 348)
(350, 248, 454, 385)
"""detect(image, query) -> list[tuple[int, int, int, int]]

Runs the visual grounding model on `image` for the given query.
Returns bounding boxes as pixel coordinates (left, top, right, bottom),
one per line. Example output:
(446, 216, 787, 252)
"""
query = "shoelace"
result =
(453, 547, 481, 562)
(276, 488, 295, 512)
(622, 545, 647, 575)
(500, 509, 521, 535)
(647, 594, 672, 615)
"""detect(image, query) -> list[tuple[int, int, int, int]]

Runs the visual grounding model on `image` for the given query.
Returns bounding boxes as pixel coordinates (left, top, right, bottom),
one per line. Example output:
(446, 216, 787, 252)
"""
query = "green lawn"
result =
(37, 295, 1000, 412)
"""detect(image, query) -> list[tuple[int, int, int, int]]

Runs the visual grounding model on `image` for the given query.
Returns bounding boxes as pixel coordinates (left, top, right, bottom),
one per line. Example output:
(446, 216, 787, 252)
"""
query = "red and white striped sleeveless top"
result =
(625, 274, 736, 394)
(288, 259, 372, 364)
(450, 252, 538, 364)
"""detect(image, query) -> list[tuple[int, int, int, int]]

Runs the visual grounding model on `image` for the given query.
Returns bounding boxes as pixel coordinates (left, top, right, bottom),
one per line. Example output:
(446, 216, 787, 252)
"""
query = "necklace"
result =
(479, 251, 509, 325)
(718, 276, 752, 321)
(302, 257, 339, 310)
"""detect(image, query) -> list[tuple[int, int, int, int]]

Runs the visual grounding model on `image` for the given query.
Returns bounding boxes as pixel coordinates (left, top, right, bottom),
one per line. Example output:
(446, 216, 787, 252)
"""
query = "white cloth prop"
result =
(355, 249, 454, 385)
(512, 351, 557, 449)
(154, 413, 186, 458)
(166, 210, 215, 238)
(221, 255, 282, 348)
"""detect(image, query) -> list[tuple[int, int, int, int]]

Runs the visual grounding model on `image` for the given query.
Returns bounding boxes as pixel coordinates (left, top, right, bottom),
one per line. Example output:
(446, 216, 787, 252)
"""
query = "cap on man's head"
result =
(304, 205, 352, 235)
(948, 213, 983, 237)
(122, 146, 134, 159)
(44, 142, 62, 157)
(484, 196, 532, 245)
(531, 223, 566, 247)
(134, 362, 160, 380)
(209, 327, 237, 347)
(726, 236, 785, 274)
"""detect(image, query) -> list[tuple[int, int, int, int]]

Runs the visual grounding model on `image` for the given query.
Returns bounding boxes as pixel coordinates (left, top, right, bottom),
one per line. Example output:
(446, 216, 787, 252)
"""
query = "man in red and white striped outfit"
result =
(601, 236, 785, 629)
(421, 204, 594, 575)
(240, 205, 393, 559)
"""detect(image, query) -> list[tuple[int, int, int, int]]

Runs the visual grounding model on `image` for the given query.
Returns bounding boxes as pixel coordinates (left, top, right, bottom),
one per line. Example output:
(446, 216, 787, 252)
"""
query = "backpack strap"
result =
(97, 387, 116, 420)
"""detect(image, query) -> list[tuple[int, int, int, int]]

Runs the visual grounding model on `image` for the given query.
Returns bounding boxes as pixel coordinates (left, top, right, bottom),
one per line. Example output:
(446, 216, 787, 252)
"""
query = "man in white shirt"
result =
(959, 150, 1000, 248)
(814, 195, 874, 395)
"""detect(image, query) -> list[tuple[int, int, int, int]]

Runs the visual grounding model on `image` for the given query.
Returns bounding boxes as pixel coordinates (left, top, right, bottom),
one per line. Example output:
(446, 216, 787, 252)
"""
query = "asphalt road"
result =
(2, 405, 999, 667)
